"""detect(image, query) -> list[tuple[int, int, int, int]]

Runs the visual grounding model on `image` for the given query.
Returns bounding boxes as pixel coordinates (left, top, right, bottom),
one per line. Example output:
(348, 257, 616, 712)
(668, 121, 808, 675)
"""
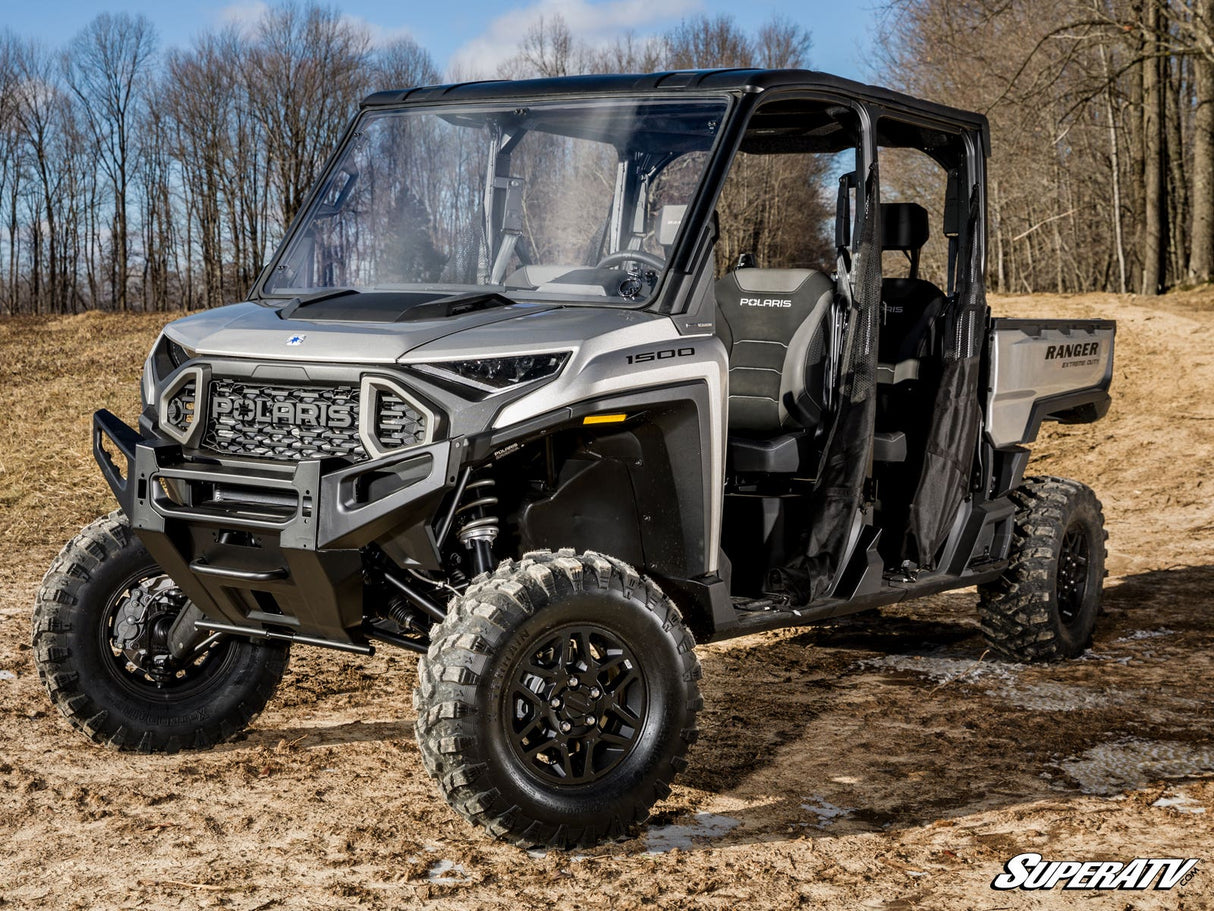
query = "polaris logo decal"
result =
(212, 395, 355, 429)
(991, 853, 1199, 891)
(286, 334, 306, 346)
(1045, 341, 1099, 360)
(740, 297, 793, 308)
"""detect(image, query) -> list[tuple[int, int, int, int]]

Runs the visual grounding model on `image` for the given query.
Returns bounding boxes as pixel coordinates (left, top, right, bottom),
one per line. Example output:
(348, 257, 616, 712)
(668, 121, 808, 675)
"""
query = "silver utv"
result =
(35, 70, 1113, 848)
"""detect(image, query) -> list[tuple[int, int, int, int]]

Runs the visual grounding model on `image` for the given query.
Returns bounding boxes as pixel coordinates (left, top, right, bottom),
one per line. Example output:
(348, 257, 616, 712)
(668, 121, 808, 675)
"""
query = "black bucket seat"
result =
(871, 203, 949, 464)
(878, 203, 946, 379)
(715, 266, 834, 473)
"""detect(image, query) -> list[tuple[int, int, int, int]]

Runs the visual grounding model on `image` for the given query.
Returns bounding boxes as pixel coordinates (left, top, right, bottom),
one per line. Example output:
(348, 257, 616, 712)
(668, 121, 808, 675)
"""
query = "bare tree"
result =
(756, 15, 812, 68)
(64, 13, 157, 311)
(137, 101, 174, 310)
(0, 34, 22, 315)
(164, 32, 247, 308)
(12, 40, 70, 313)
(376, 35, 441, 88)
(663, 14, 754, 69)
(514, 15, 581, 77)
(590, 31, 666, 73)
(242, 4, 370, 232)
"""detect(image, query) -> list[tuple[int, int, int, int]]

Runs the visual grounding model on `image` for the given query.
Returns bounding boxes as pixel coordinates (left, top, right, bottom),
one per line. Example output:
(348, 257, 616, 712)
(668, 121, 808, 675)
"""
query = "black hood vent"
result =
(277, 290, 515, 323)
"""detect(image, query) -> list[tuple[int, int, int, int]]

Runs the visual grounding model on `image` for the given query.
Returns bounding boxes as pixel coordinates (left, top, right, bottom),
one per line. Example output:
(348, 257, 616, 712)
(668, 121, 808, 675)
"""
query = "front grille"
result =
(373, 388, 429, 450)
(203, 380, 366, 461)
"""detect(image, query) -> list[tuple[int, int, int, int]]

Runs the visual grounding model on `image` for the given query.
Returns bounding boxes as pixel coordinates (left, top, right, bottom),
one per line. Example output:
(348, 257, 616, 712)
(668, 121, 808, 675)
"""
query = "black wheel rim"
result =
(503, 623, 647, 787)
(1057, 524, 1091, 624)
(98, 566, 236, 700)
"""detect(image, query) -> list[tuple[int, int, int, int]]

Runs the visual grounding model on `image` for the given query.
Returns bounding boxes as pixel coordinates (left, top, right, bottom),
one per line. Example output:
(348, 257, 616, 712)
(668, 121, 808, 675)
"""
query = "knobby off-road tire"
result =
(33, 511, 289, 752)
(414, 549, 702, 849)
(977, 477, 1107, 661)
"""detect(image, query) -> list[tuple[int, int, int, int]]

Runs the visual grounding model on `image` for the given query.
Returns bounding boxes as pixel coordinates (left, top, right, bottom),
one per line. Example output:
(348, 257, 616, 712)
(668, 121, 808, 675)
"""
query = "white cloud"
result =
(340, 15, 417, 49)
(217, 1, 270, 36)
(448, 0, 699, 79)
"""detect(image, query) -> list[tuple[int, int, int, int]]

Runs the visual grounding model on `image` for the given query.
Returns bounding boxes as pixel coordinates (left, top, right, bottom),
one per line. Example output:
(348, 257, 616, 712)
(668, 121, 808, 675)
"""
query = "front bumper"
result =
(94, 409, 459, 645)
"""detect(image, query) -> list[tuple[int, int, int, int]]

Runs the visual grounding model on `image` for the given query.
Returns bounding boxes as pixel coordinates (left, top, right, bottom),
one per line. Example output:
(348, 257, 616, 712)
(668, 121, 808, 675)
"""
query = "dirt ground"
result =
(1, 292, 1212, 910)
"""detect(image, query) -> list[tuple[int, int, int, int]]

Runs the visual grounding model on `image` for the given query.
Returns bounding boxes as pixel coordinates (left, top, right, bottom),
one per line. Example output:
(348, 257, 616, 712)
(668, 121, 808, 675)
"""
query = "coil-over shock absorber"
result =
(453, 471, 499, 575)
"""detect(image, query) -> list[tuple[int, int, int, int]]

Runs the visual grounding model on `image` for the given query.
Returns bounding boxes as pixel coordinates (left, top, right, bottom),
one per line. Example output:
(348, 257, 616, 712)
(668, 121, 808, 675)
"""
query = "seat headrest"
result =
(881, 203, 930, 252)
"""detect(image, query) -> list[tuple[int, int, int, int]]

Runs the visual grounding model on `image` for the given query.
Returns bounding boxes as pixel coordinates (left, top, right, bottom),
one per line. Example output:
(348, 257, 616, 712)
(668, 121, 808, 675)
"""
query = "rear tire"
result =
(977, 477, 1107, 661)
(33, 511, 289, 752)
(414, 549, 702, 849)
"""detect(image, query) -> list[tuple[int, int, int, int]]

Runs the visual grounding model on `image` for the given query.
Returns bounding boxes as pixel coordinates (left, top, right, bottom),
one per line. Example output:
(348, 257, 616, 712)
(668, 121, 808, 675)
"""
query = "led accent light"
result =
(583, 414, 627, 425)
(414, 352, 569, 394)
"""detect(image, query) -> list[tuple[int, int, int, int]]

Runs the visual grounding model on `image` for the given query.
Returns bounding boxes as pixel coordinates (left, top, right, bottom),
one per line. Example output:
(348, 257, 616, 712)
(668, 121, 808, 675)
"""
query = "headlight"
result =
(143, 333, 197, 412)
(165, 337, 191, 368)
(153, 334, 194, 375)
(413, 353, 569, 394)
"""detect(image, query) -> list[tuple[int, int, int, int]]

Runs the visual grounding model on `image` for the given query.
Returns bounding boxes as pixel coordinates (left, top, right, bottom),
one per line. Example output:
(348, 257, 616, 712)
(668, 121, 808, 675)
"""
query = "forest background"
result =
(0, 0, 1208, 315)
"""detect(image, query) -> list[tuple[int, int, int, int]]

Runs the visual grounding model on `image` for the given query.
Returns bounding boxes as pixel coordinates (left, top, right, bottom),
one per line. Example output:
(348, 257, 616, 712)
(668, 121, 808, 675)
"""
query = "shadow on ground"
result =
(236, 566, 1214, 855)
(652, 564, 1214, 851)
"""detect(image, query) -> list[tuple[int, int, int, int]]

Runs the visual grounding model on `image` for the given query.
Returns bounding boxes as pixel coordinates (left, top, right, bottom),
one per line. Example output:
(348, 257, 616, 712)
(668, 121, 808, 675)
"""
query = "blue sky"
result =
(3, 0, 882, 82)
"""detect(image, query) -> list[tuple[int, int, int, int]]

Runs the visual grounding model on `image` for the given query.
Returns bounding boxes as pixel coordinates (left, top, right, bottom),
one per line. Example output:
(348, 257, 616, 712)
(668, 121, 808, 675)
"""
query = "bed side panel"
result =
(986, 318, 1115, 448)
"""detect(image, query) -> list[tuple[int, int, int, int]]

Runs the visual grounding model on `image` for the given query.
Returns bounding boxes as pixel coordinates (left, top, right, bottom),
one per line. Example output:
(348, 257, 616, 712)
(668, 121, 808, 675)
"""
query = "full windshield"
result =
(262, 97, 729, 306)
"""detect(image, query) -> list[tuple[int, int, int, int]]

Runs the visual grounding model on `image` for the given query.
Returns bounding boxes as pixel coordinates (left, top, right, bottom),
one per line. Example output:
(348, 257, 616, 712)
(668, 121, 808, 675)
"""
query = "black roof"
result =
(361, 69, 989, 139)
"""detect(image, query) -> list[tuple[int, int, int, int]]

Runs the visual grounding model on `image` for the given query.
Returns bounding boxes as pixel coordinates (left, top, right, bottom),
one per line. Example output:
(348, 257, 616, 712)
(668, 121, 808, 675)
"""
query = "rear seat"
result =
(873, 203, 947, 463)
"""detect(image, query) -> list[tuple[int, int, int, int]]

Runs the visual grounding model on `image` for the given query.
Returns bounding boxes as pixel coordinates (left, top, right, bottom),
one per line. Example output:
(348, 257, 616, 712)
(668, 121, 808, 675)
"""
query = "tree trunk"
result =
(1192, 0, 1214, 283)
(992, 178, 1006, 293)
(1099, 42, 1129, 293)
(1128, 0, 1147, 282)
(115, 177, 128, 311)
(1165, 54, 1189, 284)
(6, 175, 18, 315)
(1141, 0, 1166, 295)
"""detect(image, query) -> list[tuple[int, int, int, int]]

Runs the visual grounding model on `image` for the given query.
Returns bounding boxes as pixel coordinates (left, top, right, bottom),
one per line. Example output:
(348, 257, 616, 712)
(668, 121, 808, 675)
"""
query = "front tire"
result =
(977, 477, 1107, 661)
(414, 550, 702, 849)
(33, 511, 289, 752)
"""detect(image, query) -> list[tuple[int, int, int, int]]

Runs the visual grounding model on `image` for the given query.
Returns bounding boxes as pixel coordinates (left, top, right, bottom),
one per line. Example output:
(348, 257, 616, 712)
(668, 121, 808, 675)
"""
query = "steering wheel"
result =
(595, 250, 666, 271)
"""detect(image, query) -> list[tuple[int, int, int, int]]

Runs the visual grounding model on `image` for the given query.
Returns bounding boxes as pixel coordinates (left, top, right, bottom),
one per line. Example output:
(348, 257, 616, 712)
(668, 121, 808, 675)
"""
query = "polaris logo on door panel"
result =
(740, 298, 793, 308)
(991, 853, 1199, 891)
(212, 395, 355, 428)
(1045, 341, 1099, 360)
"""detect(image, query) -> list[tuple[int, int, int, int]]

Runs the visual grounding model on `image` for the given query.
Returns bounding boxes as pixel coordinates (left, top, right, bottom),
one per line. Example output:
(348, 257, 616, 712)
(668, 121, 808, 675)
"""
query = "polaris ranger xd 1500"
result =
(34, 70, 1115, 849)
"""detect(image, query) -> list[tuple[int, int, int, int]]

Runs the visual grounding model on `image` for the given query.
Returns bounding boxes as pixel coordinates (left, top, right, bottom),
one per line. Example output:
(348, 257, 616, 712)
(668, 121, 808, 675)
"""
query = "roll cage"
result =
(251, 70, 990, 320)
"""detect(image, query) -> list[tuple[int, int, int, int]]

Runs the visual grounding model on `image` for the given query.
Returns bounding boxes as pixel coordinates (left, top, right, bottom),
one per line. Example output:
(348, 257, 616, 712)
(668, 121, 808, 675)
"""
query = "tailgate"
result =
(986, 318, 1115, 448)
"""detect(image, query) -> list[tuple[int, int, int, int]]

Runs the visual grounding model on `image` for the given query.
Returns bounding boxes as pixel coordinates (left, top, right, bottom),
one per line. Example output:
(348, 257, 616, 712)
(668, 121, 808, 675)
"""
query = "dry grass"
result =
(0, 311, 176, 583)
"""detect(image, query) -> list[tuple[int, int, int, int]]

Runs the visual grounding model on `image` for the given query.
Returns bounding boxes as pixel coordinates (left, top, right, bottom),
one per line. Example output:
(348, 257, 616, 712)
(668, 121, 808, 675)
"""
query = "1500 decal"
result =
(625, 347, 695, 365)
